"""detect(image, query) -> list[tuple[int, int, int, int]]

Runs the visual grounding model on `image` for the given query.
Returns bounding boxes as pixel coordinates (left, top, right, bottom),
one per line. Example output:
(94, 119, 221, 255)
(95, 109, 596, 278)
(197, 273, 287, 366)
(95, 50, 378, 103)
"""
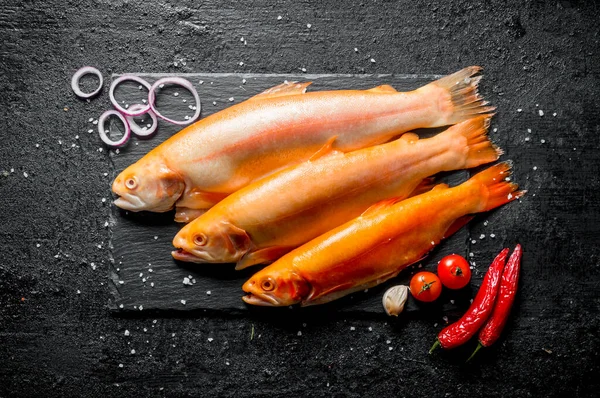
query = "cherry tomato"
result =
(437, 254, 472, 289)
(409, 271, 442, 302)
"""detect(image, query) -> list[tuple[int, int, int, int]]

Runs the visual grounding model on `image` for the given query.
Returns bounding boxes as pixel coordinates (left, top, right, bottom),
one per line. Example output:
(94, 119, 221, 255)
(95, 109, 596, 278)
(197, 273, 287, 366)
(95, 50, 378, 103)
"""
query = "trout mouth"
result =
(242, 292, 280, 306)
(171, 248, 206, 263)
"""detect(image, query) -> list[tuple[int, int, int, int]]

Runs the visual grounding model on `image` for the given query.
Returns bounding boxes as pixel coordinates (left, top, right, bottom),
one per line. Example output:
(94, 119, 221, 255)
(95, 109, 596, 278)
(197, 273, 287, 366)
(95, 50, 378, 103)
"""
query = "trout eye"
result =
(193, 234, 207, 246)
(125, 177, 137, 190)
(261, 277, 275, 292)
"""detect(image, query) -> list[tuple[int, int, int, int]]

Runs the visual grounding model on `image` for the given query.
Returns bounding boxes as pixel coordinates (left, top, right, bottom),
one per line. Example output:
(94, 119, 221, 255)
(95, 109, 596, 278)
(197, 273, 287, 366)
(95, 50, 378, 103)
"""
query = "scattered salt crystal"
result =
(118, 364, 123, 368)
(148, 268, 153, 273)
(229, 97, 234, 102)
(159, 84, 164, 89)
(553, 112, 557, 117)
(131, 349, 136, 354)
(517, 108, 522, 112)
(301, 67, 307, 72)
(119, 281, 124, 285)
(450, 300, 455, 304)
(150, 282, 154, 287)
(142, 99, 147, 104)
(490, 234, 496, 238)
(153, 320, 157, 324)
(89, 118, 94, 122)
(124, 330, 130, 336)
(212, 101, 217, 106)
(36, 144, 39, 148)
(139, 272, 143, 278)
(173, 92, 179, 97)
(206, 290, 211, 295)
(183, 277, 192, 285)
(139, 305, 143, 311)
(239, 61, 244, 66)
(208, 337, 214, 342)
(199, 80, 204, 85)
(101, 198, 106, 203)
(142, 278, 146, 283)
(469, 252, 474, 257)
(91, 263, 96, 270)
(538, 110, 544, 116)
(370, 58, 376, 63)
(242, 79, 246, 84)
(533, 166, 538, 170)
(442, 316, 448, 323)
(92, 120, 98, 125)
(471, 240, 477, 244)
(143, 328, 147, 332)
(23, 172, 28, 178)
(389, 347, 393, 351)
(154, 236, 158, 240)
(493, 128, 498, 133)
(77, 290, 81, 294)
(479, 234, 485, 239)
(525, 137, 530, 141)
(527, 128, 532, 133)
(119, 304, 124, 309)
(277, 15, 282, 20)
(350, 326, 355, 331)
(36, 243, 41, 248)
(10, 168, 14, 173)
(368, 327, 373, 331)
(297, 331, 302, 336)
(354, 47, 358, 52)
(225, 361, 230, 366)
(541, 139, 546, 144)
(434, 323, 438, 327)
(307, 23, 312, 28)
(192, 279, 196, 284)
(180, 299, 186, 305)
(88, 129, 93, 133)
(386, 340, 391, 344)
(240, 37, 244, 42)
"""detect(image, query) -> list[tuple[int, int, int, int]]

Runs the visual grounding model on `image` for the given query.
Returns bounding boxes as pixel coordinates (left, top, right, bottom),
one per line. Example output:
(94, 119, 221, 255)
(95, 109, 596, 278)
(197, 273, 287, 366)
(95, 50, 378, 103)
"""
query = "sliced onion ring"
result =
(148, 77, 201, 125)
(109, 75, 152, 116)
(125, 104, 158, 137)
(71, 66, 103, 99)
(98, 110, 130, 147)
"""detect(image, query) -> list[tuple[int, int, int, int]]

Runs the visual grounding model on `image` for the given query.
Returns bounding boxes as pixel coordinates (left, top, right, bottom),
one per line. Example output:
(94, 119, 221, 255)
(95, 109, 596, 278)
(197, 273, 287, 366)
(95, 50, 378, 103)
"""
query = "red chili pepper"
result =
(467, 244, 522, 361)
(429, 248, 508, 353)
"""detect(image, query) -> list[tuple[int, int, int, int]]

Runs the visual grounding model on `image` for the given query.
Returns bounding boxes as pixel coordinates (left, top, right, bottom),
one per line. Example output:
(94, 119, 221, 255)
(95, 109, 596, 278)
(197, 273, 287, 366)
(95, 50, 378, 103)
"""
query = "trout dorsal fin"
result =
(367, 84, 397, 93)
(360, 197, 402, 217)
(251, 81, 312, 100)
(309, 136, 340, 161)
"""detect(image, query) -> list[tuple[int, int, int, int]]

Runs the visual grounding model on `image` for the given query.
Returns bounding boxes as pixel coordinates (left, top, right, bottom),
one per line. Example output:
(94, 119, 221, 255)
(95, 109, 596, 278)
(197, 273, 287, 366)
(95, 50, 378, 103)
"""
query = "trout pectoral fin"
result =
(251, 81, 312, 100)
(235, 246, 293, 270)
(174, 207, 207, 223)
(178, 189, 229, 210)
(408, 178, 436, 198)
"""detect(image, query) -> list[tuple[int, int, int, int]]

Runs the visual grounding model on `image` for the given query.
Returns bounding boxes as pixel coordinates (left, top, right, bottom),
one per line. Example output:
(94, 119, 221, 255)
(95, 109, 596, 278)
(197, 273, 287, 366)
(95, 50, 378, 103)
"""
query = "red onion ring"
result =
(148, 77, 201, 125)
(71, 66, 103, 99)
(125, 104, 158, 137)
(109, 75, 152, 116)
(98, 110, 130, 147)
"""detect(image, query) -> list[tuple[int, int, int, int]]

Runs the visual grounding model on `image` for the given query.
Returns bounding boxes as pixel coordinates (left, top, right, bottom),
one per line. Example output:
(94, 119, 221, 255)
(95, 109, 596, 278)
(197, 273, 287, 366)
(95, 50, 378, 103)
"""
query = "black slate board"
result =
(108, 73, 475, 314)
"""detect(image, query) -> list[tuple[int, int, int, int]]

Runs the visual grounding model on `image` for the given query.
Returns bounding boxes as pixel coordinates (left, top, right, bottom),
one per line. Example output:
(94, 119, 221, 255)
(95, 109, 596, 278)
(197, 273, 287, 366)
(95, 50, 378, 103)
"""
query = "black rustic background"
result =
(1, 1, 599, 397)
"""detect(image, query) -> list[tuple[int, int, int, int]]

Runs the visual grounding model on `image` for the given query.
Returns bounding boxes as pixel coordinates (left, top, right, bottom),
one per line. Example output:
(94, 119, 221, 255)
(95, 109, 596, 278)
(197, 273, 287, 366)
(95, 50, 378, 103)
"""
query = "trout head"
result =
(112, 159, 184, 213)
(242, 266, 310, 307)
(171, 219, 251, 263)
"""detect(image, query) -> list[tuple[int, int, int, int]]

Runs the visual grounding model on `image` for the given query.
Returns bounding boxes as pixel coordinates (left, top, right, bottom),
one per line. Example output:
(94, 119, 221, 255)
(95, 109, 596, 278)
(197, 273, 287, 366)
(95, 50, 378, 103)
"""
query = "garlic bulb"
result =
(382, 285, 409, 316)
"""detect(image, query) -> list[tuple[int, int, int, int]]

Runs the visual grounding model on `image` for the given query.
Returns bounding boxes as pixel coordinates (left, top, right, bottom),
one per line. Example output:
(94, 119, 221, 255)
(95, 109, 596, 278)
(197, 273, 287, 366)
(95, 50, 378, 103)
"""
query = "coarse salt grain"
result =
(517, 108, 522, 112)
(124, 330, 130, 336)
(307, 23, 312, 28)
(208, 337, 214, 342)
(350, 326, 355, 331)
(490, 234, 496, 238)
(206, 290, 211, 295)
(23, 172, 28, 178)
(180, 300, 186, 305)
(297, 331, 302, 336)
(370, 58, 376, 63)
(277, 15, 282, 20)
(538, 110, 544, 116)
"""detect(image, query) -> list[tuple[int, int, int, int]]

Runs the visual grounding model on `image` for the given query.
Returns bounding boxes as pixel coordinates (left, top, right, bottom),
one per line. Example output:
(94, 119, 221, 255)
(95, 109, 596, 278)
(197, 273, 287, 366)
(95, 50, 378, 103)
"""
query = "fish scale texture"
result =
(0, 0, 599, 397)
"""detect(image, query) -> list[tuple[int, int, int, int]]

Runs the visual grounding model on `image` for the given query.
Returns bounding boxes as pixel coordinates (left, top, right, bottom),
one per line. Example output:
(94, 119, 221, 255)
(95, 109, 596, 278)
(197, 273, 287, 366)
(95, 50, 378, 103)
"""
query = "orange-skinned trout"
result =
(172, 116, 501, 269)
(112, 67, 494, 220)
(242, 162, 525, 307)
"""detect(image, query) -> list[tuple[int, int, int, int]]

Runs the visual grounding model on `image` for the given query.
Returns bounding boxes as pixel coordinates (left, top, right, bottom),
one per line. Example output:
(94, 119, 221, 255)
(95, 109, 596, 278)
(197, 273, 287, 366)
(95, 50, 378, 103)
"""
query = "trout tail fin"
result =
(441, 116, 503, 169)
(470, 161, 526, 212)
(424, 66, 496, 126)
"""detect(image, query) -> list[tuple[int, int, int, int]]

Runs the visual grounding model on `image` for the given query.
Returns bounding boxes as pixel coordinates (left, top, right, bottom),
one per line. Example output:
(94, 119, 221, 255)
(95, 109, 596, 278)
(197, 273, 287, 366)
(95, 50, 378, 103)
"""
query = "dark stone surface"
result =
(0, 0, 598, 397)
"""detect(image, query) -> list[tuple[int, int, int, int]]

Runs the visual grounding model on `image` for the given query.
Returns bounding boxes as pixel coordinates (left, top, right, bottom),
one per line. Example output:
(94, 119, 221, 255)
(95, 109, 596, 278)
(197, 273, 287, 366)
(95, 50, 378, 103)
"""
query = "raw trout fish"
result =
(112, 67, 494, 221)
(172, 116, 501, 269)
(242, 162, 525, 307)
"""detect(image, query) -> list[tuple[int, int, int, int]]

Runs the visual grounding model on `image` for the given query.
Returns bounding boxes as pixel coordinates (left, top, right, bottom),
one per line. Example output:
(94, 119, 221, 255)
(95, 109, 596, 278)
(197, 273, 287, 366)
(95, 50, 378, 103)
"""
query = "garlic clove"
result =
(382, 285, 409, 316)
